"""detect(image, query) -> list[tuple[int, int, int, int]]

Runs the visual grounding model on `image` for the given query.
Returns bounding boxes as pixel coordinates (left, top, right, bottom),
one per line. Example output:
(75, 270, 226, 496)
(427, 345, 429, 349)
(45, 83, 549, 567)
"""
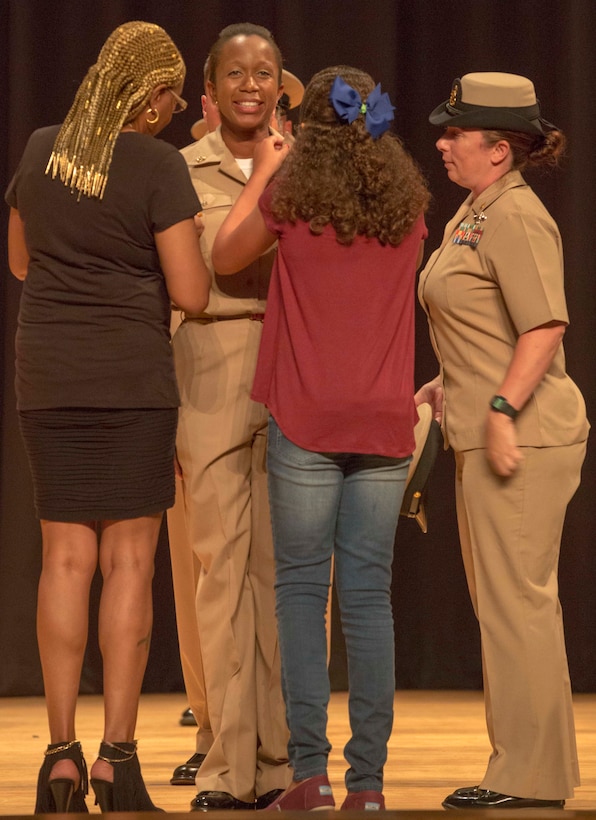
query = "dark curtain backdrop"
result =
(1, 0, 595, 697)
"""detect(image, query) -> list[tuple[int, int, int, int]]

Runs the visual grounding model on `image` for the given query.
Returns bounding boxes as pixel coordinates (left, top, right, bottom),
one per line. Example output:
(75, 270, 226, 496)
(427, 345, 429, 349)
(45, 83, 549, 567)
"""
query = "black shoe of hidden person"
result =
(170, 752, 206, 785)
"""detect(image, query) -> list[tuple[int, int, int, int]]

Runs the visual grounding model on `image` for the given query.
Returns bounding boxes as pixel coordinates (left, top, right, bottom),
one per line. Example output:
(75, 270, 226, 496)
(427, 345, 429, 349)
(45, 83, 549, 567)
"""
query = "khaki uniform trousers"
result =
(455, 442, 585, 800)
(168, 316, 290, 802)
(167, 479, 213, 754)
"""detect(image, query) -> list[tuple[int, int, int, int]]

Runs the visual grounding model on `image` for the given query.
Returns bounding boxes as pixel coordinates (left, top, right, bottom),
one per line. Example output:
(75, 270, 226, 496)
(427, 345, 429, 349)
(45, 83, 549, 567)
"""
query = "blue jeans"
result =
(267, 416, 410, 792)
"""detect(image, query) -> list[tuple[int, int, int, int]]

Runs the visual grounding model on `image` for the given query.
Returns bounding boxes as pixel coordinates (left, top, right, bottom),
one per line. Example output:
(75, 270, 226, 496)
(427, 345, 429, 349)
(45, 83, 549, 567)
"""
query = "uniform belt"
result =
(184, 313, 265, 324)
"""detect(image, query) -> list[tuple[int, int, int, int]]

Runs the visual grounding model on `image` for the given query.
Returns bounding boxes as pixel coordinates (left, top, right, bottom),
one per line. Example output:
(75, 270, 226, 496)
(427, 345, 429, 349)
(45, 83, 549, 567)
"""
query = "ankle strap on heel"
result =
(93, 740, 159, 811)
(40, 739, 88, 798)
(44, 740, 83, 757)
(98, 740, 138, 764)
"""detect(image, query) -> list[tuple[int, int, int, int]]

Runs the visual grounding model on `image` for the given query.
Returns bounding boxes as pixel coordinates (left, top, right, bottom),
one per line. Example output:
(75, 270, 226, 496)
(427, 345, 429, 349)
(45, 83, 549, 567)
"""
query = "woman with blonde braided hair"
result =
(47, 20, 190, 199)
(5, 21, 210, 813)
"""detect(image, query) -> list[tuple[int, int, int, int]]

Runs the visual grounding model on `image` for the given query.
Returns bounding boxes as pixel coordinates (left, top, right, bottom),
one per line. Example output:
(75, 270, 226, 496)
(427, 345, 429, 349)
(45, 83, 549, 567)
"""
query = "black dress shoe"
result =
(170, 752, 207, 785)
(255, 789, 284, 810)
(180, 707, 198, 726)
(191, 791, 255, 811)
(443, 785, 565, 810)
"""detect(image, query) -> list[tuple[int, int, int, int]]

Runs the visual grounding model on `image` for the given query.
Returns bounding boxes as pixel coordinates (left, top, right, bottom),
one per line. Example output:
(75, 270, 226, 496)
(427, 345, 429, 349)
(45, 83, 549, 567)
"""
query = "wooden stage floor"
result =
(2, 690, 596, 816)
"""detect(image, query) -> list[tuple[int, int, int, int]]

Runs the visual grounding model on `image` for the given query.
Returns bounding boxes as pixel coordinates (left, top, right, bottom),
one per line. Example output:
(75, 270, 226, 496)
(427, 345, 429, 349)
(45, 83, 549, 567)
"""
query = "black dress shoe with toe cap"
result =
(191, 790, 255, 811)
(180, 707, 198, 726)
(170, 752, 206, 785)
(442, 785, 565, 810)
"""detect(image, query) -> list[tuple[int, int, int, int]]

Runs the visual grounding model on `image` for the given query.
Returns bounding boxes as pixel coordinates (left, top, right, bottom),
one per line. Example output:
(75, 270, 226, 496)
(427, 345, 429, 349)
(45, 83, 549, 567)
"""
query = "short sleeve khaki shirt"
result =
(179, 126, 280, 317)
(419, 171, 588, 450)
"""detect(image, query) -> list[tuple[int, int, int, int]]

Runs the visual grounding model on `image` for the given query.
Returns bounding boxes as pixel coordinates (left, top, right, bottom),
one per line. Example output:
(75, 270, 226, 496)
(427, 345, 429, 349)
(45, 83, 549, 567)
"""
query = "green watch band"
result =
(489, 395, 519, 420)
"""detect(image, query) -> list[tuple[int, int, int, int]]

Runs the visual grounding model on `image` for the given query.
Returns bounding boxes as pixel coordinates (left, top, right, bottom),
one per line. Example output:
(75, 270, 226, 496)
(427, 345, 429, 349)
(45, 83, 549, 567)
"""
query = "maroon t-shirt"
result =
(252, 186, 427, 457)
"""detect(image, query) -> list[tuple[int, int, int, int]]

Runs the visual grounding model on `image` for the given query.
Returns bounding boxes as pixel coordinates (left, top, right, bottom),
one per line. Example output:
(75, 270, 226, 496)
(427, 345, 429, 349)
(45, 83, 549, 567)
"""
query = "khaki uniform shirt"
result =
(179, 126, 279, 318)
(419, 170, 588, 450)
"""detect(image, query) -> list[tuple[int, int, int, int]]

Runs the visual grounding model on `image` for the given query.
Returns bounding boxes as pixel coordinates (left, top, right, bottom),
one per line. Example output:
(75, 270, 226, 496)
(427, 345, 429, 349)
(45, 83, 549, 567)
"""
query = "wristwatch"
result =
(489, 395, 519, 420)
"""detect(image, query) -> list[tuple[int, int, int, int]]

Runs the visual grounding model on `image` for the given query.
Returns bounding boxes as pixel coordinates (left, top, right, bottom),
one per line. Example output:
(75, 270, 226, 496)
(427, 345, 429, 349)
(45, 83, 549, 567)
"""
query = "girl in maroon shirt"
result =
(213, 65, 429, 811)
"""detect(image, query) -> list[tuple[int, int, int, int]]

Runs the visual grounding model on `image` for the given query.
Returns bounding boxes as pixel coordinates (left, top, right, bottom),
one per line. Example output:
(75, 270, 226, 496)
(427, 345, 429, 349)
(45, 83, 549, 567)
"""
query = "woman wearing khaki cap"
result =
(416, 72, 588, 810)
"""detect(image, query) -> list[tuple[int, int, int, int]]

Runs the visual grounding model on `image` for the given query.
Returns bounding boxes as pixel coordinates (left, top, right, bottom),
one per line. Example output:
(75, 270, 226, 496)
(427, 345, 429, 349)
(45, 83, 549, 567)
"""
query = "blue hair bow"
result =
(329, 75, 395, 139)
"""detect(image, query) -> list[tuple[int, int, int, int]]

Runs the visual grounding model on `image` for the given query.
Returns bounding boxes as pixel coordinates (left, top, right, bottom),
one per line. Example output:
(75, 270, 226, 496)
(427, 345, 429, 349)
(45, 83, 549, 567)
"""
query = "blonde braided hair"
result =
(46, 21, 185, 199)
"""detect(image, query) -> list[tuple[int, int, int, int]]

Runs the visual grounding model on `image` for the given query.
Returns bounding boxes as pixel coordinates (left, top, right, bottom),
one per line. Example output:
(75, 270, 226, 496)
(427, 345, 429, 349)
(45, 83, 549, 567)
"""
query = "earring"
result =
(146, 107, 159, 125)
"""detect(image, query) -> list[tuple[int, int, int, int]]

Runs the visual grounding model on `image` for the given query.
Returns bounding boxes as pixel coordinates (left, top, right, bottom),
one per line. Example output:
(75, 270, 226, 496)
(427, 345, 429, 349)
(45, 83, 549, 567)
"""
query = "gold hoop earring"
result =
(146, 107, 159, 125)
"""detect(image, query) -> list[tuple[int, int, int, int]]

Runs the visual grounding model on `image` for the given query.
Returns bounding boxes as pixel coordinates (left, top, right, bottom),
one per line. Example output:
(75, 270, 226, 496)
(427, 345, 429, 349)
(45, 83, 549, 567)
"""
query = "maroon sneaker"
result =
(263, 775, 335, 811)
(341, 791, 385, 810)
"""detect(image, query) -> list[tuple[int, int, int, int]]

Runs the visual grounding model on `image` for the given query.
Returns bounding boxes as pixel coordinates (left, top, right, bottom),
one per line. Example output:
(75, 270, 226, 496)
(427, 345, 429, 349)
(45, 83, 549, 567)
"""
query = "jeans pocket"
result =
(268, 415, 324, 467)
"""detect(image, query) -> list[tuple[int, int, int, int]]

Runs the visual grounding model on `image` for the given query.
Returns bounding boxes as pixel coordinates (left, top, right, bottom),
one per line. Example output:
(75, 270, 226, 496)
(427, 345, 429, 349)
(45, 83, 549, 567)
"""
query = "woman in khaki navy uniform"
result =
(166, 24, 293, 811)
(416, 73, 589, 810)
(168, 63, 306, 783)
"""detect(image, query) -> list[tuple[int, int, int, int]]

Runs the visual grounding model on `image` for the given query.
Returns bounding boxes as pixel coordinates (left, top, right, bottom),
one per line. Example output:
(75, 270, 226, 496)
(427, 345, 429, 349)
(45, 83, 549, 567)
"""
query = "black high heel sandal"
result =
(35, 740, 89, 813)
(90, 740, 162, 812)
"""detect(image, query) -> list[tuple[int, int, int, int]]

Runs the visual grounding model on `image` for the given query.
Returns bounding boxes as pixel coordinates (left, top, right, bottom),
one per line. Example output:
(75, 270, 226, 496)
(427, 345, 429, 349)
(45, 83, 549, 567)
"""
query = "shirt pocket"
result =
(199, 192, 234, 212)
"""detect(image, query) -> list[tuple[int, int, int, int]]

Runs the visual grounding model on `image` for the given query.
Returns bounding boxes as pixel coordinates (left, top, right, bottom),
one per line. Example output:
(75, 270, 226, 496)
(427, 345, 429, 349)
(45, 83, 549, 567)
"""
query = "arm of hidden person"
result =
(212, 135, 287, 274)
(155, 217, 211, 314)
(416, 239, 425, 270)
(414, 375, 444, 423)
(8, 207, 30, 280)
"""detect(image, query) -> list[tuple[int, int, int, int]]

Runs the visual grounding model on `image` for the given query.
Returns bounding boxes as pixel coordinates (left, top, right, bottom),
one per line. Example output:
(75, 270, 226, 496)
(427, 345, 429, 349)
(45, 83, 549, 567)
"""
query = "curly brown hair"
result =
(269, 65, 429, 246)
